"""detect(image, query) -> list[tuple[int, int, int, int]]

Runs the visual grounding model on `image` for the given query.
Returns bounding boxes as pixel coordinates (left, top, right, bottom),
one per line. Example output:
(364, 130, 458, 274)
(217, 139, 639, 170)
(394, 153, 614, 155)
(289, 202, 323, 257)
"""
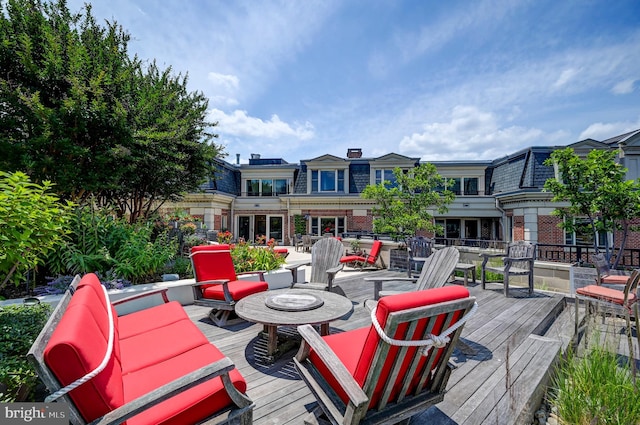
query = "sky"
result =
(67, 0, 640, 164)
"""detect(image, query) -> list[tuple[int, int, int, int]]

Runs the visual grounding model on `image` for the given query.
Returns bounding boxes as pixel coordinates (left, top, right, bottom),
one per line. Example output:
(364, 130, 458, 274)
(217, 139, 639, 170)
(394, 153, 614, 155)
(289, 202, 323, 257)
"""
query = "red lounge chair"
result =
(294, 285, 477, 425)
(190, 244, 269, 326)
(340, 240, 385, 270)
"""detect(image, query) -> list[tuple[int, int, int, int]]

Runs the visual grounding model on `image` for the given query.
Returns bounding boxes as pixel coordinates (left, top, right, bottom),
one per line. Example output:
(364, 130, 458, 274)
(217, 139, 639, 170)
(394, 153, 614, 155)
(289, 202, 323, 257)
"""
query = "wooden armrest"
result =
(191, 279, 229, 287)
(326, 264, 344, 276)
(294, 325, 368, 409)
(285, 261, 311, 271)
(479, 252, 503, 258)
(91, 356, 253, 425)
(503, 256, 534, 262)
(111, 288, 170, 306)
(364, 277, 418, 300)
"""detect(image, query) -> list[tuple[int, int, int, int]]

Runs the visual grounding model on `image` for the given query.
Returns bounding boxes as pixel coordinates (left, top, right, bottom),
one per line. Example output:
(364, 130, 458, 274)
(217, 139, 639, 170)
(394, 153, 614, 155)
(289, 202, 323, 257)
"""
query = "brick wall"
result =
(513, 216, 524, 240)
(538, 215, 563, 244)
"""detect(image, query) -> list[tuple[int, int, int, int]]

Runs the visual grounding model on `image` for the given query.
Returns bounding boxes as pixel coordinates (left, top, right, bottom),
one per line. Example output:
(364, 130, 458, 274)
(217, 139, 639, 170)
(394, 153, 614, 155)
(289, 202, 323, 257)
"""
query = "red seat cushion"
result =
(119, 319, 209, 374)
(123, 344, 247, 425)
(576, 284, 636, 305)
(201, 280, 269, 301)
(340, 255, 366, 264)
(118, 301, 188, 340)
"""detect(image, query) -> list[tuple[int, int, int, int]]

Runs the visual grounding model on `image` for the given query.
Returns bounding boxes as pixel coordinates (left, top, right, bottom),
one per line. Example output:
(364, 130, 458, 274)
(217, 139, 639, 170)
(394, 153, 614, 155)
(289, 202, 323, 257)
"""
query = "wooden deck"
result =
(184, 271, 577, 425)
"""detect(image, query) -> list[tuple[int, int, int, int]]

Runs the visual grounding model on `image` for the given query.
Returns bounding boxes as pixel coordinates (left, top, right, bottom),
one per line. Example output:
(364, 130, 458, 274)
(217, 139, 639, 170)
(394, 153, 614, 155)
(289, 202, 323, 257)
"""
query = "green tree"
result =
(361, 163, 455, 240)
(543, 148, 640, 267)
(0, 171, 73, 289)
(0, 0, 223, 222)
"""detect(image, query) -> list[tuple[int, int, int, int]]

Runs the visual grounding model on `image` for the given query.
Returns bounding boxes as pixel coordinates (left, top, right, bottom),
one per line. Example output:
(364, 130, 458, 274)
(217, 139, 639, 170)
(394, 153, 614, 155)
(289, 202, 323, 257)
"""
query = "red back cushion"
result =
(191, 245, 238, 282)
(366, 241, 383, 263)
(354, 285, 470, 407)
(44, 275, 124, 422)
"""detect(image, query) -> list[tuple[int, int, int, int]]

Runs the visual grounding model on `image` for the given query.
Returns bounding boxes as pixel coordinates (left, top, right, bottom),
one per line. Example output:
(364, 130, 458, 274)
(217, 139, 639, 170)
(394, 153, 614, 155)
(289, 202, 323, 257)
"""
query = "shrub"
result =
(231, 240, 286, 273)
(0, 171, 74, 290)
(47, 207, 178, 284)
(0, 302, 51, 402)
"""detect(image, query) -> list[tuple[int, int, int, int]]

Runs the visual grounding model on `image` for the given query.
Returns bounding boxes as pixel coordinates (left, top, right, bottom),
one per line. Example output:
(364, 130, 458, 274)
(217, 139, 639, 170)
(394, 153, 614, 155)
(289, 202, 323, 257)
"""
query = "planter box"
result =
(238, 267, 303, 290)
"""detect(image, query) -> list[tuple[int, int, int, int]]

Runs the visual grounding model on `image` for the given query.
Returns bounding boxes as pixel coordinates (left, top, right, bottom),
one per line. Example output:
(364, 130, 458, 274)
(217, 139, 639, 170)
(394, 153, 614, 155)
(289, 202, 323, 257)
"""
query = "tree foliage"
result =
(0, 171, 73, 289)
(0, 0, 222, 222)
(543, 147, 640, 266)
(361, 163, 455, 240)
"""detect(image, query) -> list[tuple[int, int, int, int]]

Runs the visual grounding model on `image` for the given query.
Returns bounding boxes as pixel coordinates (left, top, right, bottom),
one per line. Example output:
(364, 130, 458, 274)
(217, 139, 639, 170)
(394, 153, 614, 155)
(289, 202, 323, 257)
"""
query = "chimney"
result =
(347, 148, 362, 158)
(236, 153, 240, 165)
(251, 153, 261, 159)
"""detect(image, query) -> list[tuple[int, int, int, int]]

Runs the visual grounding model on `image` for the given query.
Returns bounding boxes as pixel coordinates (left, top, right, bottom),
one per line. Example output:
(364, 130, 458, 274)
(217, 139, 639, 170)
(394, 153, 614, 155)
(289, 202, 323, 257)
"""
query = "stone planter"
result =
(569, 262, 597, 295)
(238, 267, 303, 290)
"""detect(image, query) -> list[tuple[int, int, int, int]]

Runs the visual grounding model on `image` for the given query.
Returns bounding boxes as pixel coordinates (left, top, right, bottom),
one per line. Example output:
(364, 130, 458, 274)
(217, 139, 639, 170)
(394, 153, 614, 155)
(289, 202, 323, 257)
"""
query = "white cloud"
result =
(553, 68, 580, 89)
(579, 117, 640, 141)
(209, 109, 315, 140)
(612, 78, 637, 95)
(398, 106, 564, 161)
(207, 72, 239, 91)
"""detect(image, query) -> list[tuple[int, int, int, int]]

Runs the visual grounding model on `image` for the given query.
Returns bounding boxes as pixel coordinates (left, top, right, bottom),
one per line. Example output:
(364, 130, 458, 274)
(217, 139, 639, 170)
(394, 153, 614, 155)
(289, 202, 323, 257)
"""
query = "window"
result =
(464, 178, 478, 195)
(311, 170, 345, 192)
(310, 217, 345, 236)
(375, 169, 398, 188)
(447, 178, 461, 195)
(246, 178, 288, 196)
(565, 218, 609, 246)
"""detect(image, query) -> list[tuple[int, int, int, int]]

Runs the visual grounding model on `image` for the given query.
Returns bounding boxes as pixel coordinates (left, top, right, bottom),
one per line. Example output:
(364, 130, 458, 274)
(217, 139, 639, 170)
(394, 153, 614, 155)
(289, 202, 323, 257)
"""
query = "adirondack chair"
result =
(286, 237, 345, 292)
(406, 236, 433, 277)
(574, 268, 640, 362)
(190, 244, 269, 326)
(480, 241, 536, 297)
(593, 253, 630, 286)
(364, 247, 460, 300)
(294, 285, 477, 425)
(340, 240, 385, 270)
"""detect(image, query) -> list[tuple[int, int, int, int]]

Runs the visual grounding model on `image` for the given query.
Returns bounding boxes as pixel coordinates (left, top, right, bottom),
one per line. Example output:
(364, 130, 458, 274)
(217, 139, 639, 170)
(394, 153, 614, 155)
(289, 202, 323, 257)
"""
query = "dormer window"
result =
(374, 169, 398, 188)
(311, 170, 345, 192)
(246, 178, 289, 196)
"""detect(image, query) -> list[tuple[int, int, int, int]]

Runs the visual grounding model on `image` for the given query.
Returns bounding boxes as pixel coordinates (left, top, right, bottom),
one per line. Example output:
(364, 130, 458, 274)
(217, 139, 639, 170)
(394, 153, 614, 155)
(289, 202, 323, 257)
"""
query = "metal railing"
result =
(434, 237, 640, 269)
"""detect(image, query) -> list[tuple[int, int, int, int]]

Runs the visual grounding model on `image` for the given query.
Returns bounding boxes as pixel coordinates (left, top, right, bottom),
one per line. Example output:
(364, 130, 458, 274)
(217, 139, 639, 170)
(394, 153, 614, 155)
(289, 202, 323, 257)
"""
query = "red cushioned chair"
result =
(574, 268, 640, 360)
(294, 286, 477, 425)
(593, 253, 630, 286)
(340, 240, 385, 270)
(191, 244, 269, 327)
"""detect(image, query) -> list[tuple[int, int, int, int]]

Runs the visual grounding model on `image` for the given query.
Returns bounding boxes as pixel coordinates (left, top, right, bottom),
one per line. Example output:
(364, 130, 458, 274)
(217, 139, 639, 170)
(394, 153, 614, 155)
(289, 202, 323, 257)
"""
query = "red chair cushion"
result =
(44, 279, 124, 423)
(123, 344, 247, 425)
(118, 301, 187, 340)
(576, 284, 636, 305)
(601, 274, 630, 285)
(191, 244, 238, 281)
(119, 319, 209, 374)
(201, 280, 269, 301)
(340, 255, 366, 264)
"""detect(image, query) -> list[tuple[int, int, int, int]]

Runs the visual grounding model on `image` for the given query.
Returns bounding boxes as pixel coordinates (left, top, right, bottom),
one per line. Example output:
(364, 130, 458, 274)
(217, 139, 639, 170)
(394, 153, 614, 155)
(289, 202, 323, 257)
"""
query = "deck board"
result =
(187, 271, 577, 425)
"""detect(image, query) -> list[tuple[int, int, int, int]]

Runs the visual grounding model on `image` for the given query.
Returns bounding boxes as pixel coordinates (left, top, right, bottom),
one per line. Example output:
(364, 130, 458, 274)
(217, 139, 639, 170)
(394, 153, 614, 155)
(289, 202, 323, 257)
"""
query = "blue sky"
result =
(68, 0, 640, 164)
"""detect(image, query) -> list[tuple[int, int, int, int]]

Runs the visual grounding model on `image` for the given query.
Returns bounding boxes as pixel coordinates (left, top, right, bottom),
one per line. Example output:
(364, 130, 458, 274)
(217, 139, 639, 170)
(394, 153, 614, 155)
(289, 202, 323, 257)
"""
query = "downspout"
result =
(495, 198, 507, 242)
(286, 198, 291, 245)
(231, 198, 235, 235)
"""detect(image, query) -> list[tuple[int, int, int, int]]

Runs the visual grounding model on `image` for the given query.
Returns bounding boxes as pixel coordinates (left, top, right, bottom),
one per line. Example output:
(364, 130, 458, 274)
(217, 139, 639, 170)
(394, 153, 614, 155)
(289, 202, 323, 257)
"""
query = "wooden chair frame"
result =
(294, 293, 477, 425)
(341, 240, 385, 271)
(365, 247, 460, 300)
(406, 237, 433, 278)
(480, 241, 536, 296)
(574, 268, 640, 363)
(286, 237, 345, 292)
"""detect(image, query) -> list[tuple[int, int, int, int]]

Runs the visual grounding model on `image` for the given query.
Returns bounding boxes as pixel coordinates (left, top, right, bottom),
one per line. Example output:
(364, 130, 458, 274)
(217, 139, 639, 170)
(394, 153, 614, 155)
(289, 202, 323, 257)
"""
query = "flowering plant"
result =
(217, 230, 233, 244)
